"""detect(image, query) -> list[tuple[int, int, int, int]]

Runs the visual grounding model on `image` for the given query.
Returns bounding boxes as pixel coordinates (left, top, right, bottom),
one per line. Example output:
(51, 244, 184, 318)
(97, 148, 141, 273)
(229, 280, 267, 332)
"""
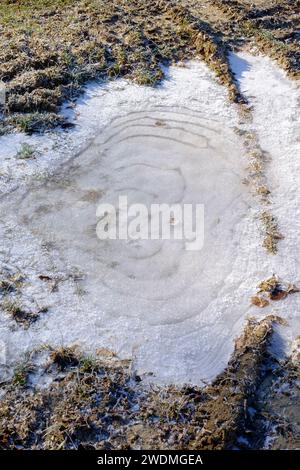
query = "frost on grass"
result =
(16, 143, 38, 160)
(0, 267, 48, 328)
(0, 0, 242, 133)
(2, 316, 299, 450)
(0, 1, 298, 133)
(202, 0, 299, 79)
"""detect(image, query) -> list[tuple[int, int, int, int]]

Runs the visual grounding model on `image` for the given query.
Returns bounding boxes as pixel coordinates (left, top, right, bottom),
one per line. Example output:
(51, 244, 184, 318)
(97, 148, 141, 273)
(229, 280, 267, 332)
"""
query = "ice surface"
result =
(16, 110, 248, 301)
(229, 51, 300, 356)
(0, 57, 299, 384)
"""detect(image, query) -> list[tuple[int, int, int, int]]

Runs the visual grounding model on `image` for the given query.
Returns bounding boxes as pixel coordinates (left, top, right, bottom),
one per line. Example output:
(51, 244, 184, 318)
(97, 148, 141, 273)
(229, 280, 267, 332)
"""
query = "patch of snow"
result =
(0, 57, 299, 385)
(230, 51, 300, 359)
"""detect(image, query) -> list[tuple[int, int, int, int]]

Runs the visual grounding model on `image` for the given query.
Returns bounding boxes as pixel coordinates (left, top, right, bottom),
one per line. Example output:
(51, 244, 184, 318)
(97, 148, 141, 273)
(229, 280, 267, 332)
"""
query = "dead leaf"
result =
(269, 289, 288, 301)
(39, 275, 53, 282)
(251, 296, 269, 308)
(96, 348, 116, 358)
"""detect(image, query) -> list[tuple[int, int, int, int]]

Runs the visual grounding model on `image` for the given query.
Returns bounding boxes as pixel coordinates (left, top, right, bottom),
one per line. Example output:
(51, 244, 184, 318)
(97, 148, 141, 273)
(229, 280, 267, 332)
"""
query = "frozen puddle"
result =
(16, 109, 248, 308)
(1, 104, 251, 384)
(2, 57, 297, 385)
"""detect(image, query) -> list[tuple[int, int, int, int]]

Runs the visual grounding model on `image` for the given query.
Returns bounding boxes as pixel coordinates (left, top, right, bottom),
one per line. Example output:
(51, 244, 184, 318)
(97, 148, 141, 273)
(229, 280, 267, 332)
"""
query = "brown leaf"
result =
(270, 289, 288, 301)
(251, 296, 269, 308)
(39, 275, 53, 281)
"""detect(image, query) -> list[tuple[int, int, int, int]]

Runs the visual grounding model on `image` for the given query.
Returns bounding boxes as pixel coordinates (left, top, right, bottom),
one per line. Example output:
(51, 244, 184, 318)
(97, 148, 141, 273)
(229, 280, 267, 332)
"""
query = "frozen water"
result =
(0, 56, 299, 384)
(229, 51, 300, 356)
(13, 109, 248, 307)
(0, 104, 251, 383)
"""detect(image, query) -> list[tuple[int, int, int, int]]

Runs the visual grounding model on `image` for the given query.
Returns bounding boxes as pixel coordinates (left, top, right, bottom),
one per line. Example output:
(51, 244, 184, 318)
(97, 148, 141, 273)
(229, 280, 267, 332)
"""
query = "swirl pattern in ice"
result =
(4, 105, 251, 384)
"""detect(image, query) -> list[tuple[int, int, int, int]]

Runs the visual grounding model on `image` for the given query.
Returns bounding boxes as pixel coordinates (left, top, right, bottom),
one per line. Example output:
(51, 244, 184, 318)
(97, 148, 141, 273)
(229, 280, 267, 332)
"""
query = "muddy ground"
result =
(0, 0, 299, 450)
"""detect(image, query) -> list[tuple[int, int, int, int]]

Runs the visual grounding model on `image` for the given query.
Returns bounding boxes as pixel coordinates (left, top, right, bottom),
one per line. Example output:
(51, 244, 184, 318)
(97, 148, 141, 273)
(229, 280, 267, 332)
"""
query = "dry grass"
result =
(0, 0, 248, 134)
(0, 271, 24, 295)
(1, 298, 40, 327)
(209, 0, 300, 78)
(0, 269, 48, 327)
(0, 1, 298, 134)
(260, 211, 284, 254)
(0, 1, 298, 135)
(1, 316, 298, 450)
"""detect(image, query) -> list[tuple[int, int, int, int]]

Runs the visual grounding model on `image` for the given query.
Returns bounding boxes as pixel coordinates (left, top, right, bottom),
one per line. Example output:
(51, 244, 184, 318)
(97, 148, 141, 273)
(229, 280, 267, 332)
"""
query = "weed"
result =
(50, 347, 79, 370)
(12, 362, 32, 387)
(1, 298, 39, 327)
(0, 272, 24, 295)
(16, 143, 36, 160)
(7, 112, 70, 134)
(79, 355, 98, 373)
